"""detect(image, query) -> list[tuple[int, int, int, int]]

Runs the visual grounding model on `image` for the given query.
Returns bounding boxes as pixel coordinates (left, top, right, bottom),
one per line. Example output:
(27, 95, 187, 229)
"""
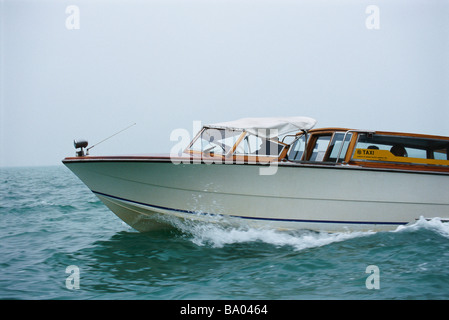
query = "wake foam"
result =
(190, 225, 374, 250)
(167, 215, 375, 250)
(394, 216, 449, 239)
(155, 212, 449, 250)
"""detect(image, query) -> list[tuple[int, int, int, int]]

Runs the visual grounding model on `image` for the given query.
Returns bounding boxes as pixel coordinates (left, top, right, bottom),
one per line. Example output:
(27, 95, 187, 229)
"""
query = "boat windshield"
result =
(234, 133, 285, 157)
(189, 128, 242, 155)
(188, 127, 286, 157)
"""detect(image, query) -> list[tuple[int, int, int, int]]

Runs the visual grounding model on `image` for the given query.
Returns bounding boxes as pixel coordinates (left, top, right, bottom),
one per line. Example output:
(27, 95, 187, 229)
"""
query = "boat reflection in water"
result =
(63, 117, 449, 232)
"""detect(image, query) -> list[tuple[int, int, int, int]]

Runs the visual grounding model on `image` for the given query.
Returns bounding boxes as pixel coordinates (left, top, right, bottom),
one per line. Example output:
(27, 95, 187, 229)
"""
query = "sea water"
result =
(1, 166, 449, 300)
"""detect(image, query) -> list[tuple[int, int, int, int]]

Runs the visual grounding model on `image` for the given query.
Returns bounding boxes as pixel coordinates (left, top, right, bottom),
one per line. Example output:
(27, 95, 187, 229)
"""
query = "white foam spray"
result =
(190, 224, 375, 251)
(394, 216, 449, 239)
(156, 212, 449, 250)
(163, 214, 375, 251)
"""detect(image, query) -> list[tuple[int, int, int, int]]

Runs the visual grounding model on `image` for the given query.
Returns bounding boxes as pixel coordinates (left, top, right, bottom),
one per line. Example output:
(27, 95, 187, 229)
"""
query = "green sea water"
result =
(1, 166, 449, 301)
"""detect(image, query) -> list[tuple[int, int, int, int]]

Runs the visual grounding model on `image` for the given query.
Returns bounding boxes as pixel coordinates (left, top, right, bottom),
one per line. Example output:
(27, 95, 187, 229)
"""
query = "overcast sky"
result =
(1, 0, 448, 167)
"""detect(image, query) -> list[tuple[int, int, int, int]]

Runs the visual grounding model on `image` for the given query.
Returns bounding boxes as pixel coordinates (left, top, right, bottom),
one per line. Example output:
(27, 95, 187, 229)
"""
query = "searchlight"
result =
(74, 139, 88, 157)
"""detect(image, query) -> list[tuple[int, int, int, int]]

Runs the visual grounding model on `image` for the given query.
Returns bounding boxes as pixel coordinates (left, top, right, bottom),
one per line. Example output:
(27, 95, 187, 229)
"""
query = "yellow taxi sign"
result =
(353, 148, 449, 166)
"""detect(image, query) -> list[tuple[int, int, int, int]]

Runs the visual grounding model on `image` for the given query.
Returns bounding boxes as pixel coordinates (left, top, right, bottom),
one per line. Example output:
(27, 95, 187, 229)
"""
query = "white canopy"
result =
(207, 116, 317, 138)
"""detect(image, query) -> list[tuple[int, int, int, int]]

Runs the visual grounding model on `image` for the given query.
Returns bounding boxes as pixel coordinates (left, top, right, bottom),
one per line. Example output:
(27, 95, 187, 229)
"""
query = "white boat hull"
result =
(63, 159, 449, 232)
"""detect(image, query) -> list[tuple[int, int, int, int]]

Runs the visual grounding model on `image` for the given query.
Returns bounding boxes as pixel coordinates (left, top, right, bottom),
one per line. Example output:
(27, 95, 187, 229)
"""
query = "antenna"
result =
(85, 122, 136, 155)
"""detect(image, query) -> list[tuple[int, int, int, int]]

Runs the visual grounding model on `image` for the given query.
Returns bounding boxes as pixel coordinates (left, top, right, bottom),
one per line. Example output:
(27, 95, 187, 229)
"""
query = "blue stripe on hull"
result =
(92, 190, 408, 226)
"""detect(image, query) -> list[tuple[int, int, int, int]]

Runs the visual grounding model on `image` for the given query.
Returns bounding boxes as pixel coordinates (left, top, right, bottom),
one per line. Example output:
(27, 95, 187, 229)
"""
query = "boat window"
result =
(287, 135, 306, 161)
(309, 135, 331, 161)
(352, 133, 449, 166)
(189, 128, 242, 155)
(235, 134, 284, 157)
(434, 149, 448, 160)
(327, 132, 353, 162)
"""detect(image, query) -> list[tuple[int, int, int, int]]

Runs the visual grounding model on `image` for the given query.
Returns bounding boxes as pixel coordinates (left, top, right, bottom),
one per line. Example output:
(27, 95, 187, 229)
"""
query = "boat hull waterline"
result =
(63, 158, 449, 232)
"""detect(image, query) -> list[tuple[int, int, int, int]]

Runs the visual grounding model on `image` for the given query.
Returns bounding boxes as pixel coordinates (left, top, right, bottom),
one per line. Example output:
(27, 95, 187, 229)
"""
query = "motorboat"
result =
(62, 117, 449, 232)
